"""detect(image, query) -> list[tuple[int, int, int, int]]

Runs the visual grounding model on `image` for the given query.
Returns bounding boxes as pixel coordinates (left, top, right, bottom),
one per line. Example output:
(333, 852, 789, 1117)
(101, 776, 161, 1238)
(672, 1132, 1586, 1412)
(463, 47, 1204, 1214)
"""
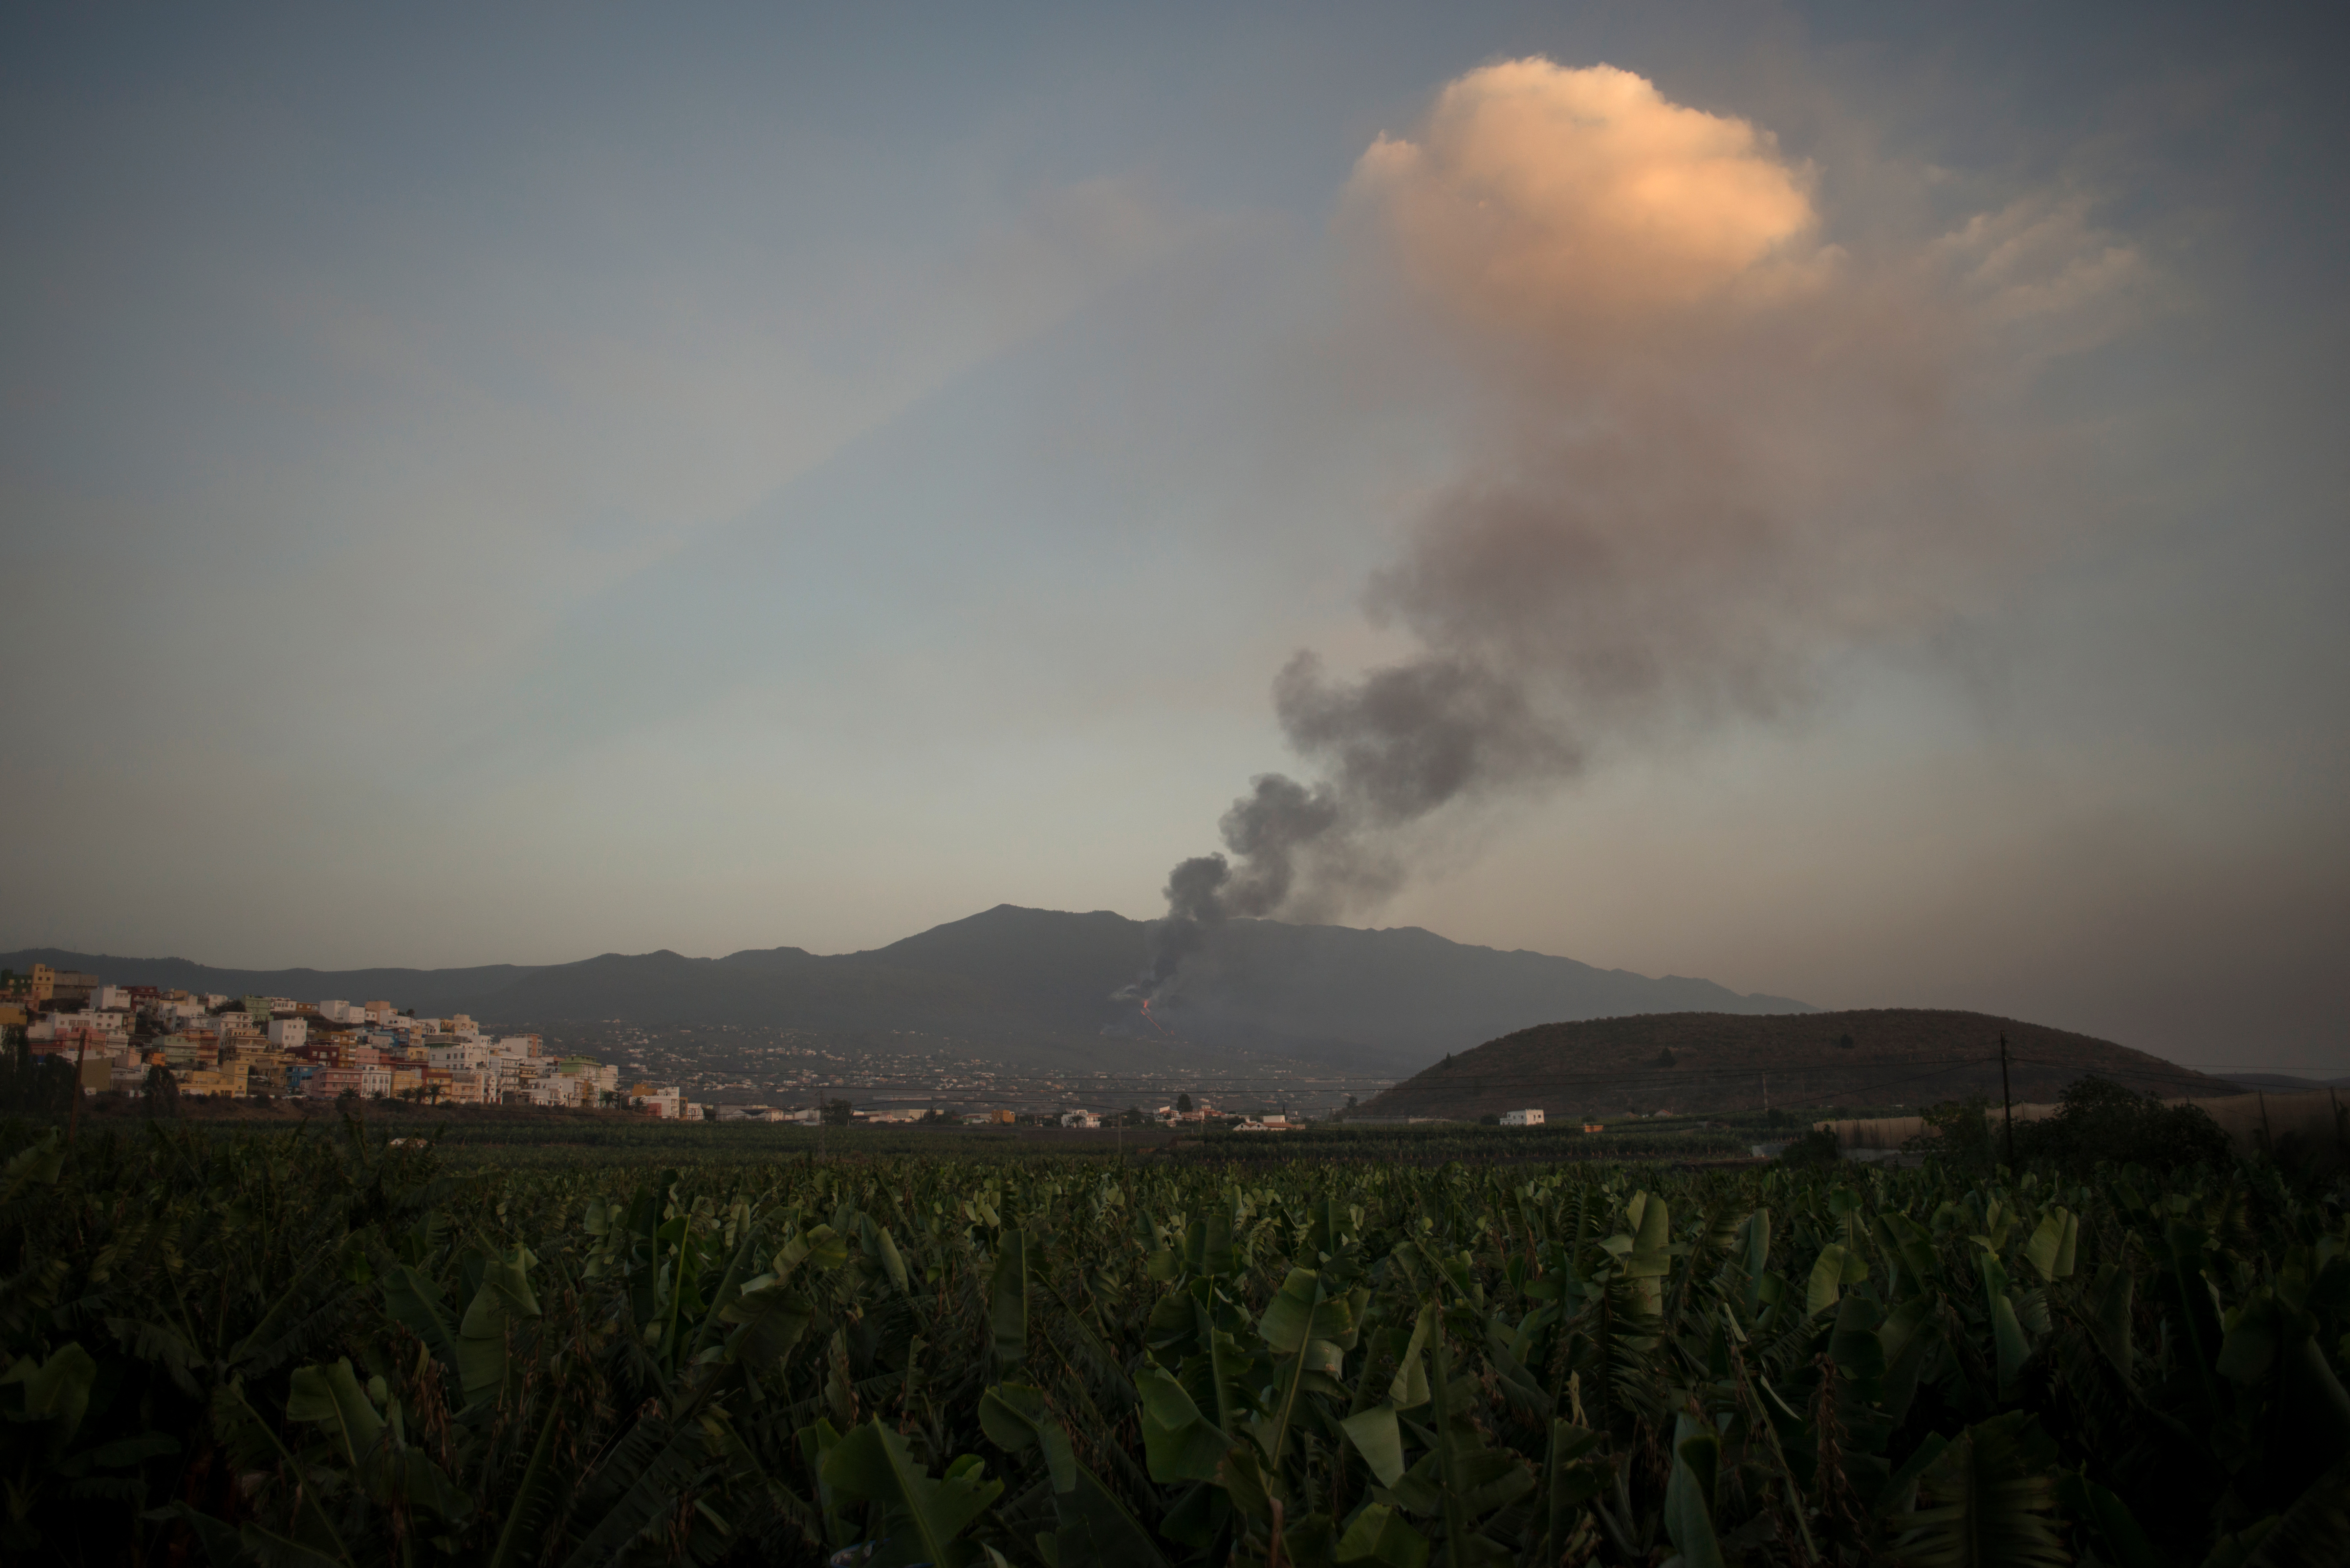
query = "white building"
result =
(1059, 1109, 1100, 1128)
(558, 1059, 619, 1096)
(267, 1017, 308, 1049)
(1500, 1108, 1545, 1127)
(28, 1012, 128, 1049)
(631, 1085, 686, 1119)
(528, 1075, 585, 1108)
(93, 986, 132, 1012)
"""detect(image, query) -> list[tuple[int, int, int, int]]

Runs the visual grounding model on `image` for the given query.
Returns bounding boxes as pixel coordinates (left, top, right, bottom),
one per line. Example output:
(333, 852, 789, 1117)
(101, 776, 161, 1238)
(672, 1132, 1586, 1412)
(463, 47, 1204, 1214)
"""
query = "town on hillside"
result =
(0, 964, 1302, 1128)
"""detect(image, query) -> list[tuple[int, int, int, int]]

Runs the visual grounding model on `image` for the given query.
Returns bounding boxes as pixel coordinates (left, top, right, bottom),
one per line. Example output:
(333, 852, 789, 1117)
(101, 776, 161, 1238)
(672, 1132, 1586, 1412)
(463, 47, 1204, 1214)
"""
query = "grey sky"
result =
(4, 3, 2343, 1068)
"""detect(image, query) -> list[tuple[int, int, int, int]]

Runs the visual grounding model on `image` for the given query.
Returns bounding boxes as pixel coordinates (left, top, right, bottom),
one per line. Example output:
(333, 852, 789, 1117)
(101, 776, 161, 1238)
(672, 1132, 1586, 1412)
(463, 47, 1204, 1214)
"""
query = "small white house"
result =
(1059, 1109, 1100, 1128)
(1500, 1108, 1545, 1127)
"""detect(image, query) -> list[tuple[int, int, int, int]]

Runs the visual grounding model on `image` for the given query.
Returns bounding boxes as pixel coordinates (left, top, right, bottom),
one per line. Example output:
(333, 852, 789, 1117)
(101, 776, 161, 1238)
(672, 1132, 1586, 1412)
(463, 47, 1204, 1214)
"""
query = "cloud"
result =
(1347, 60, 1829, 331)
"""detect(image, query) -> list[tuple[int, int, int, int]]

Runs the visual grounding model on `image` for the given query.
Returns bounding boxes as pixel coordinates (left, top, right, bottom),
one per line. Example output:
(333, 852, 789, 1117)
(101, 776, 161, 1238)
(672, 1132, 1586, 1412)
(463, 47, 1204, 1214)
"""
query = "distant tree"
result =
(1121, 1106, 1149, 1127)
(918, 1108, 954, 1125)
(821, 1098, 855, 1127)
(2018, 1077, 2231, 1172)
(1654, 1049, 1676, 1068)
(1176, 1093, 1193, 1115)
(1836, 1033, 1856, 1050)
(143, 1063, 180, 1120)
(1911, 1097, 1997, 1169)
(1779, 1127, 1841, 1166)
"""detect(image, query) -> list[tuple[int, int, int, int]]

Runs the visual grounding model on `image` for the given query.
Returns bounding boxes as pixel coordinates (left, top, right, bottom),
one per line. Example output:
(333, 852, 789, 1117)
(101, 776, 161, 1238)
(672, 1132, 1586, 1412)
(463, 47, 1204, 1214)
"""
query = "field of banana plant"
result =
(3, 1111, 2346, 1567)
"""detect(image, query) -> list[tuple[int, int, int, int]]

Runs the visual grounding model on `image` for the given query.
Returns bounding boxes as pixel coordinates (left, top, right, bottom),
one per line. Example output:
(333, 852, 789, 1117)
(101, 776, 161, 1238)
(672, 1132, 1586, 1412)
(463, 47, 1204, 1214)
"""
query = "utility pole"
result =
(66, 1027, 91, 1156)
(1998, 1031, 2015, 1170)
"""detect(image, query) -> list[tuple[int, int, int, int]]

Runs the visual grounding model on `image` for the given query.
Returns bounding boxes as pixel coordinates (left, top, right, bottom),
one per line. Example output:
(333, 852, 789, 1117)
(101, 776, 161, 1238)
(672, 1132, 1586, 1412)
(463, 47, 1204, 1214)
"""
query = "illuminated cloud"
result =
(1346, 60, 1830, 333)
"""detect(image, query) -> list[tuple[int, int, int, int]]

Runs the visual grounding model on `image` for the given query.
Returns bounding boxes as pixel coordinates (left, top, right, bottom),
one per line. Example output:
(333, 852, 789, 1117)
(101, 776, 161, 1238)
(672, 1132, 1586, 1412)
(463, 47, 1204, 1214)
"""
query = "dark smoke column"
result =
(1116, 773, 1340, 1005)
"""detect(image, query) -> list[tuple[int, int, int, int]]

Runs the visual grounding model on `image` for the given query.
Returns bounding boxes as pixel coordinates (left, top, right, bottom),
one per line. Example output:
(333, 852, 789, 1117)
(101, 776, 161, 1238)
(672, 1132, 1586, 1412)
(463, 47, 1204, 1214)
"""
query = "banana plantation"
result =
(2, 1114, 2346, 1566)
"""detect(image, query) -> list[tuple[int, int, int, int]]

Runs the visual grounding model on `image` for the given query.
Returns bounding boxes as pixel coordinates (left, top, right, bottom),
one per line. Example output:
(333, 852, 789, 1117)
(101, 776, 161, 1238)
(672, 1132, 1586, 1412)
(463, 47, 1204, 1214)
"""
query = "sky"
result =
(4, 2, 2345, 1070)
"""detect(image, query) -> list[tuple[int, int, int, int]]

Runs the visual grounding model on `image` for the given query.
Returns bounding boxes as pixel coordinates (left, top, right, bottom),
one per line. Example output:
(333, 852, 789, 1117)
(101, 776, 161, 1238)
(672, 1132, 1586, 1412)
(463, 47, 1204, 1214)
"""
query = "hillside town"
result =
(0, 963, 694, 1114)
(0, 964, 1303, 1127)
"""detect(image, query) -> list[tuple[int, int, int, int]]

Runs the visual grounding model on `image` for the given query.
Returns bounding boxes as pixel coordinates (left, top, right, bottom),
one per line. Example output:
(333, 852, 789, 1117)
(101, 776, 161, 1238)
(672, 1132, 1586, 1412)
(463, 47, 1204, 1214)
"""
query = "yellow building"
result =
(180, 1062, 250, 1097)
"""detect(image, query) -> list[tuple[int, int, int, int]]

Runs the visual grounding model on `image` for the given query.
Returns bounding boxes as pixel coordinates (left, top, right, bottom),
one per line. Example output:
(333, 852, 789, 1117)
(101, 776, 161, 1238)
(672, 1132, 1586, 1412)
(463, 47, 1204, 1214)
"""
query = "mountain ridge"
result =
(2, 904, 1813, 1074)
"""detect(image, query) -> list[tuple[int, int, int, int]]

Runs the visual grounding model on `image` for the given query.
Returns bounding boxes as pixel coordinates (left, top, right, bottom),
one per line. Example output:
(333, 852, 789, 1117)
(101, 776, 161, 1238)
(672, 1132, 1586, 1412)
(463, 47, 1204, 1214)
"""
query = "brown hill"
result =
(1356, 1009, 2235, 1122)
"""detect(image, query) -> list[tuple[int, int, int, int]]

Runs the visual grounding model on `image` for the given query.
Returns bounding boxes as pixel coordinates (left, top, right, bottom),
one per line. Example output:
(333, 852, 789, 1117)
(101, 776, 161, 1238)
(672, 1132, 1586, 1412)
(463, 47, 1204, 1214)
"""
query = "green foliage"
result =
(1917, 1080, 2235, 1175)
(0, 1106, 2340, 1566)
(1779, 1126, 1842, 1167)
(1891, 1411, 2069, 1567)
(0, 1040, 78, 1118)
(2020, 1077, 2235, 1171)
(1916, 1096, 1999, 1168)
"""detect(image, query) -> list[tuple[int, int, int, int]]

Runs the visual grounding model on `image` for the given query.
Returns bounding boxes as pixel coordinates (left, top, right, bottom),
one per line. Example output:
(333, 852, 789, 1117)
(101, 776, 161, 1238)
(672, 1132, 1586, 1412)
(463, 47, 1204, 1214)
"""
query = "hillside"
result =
(1, 906, 1809, 1074)
(1357, 1009, 2234, 1121)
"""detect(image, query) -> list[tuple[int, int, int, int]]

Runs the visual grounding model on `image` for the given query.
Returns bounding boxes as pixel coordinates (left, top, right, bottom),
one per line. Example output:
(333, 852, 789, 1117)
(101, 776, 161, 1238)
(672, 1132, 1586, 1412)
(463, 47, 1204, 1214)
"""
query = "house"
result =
(1059, 1109, 1100, 1128)
(629, 1084, 685, 1119)
(1500, 1108, 1545, 1127)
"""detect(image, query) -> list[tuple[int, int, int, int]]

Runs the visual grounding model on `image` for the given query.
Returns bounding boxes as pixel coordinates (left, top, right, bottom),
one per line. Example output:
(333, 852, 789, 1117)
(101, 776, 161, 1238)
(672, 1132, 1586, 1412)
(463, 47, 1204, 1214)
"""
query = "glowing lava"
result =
(1139, 999, 1170, 1037)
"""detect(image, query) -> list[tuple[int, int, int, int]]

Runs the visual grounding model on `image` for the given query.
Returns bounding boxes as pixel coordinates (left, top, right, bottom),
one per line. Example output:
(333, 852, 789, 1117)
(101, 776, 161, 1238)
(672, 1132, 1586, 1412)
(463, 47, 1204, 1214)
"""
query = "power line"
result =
(2002, 1054, 2241, 1092)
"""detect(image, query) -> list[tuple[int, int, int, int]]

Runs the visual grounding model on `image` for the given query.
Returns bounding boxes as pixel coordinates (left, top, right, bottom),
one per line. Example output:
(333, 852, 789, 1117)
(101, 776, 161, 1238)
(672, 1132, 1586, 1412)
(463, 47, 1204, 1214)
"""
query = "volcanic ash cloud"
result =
(1127, 59, 2131, 1002)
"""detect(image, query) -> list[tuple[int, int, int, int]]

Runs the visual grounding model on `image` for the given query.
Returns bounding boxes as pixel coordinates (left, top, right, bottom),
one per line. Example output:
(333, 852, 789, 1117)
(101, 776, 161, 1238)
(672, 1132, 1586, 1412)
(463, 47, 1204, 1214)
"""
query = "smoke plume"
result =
(1125, 60, 2134, 1005)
